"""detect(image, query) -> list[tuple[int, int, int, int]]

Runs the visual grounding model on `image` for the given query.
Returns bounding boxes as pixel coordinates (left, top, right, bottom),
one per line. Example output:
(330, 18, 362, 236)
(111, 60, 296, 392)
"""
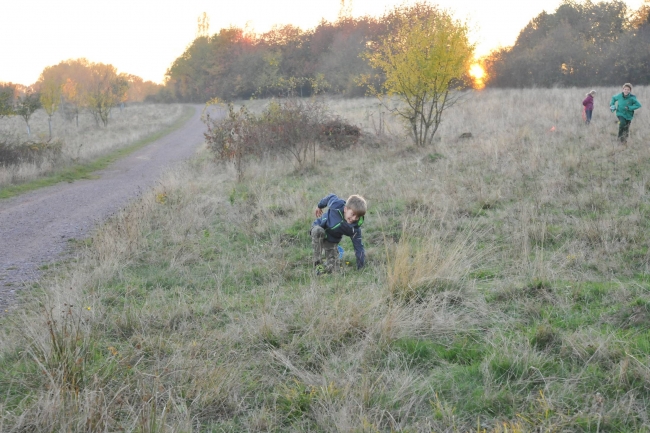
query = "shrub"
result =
(0, 139, 63, 167)
(203, 99, 362, 174)
(258, 99, 324, 166)
(319, 117, 360, 150)
(203, 103, 259, 181)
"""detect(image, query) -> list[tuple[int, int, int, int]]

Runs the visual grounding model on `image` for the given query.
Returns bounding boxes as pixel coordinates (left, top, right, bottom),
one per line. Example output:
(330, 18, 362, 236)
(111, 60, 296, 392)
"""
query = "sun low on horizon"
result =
(469, 63, 486, 89)
(0, 0, 645, 86)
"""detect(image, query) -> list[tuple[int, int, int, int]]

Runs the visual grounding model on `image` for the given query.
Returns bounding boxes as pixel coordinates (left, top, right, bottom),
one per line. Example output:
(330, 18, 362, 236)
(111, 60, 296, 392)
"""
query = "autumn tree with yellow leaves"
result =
(38, 66, 64, 139)
(85, 63, 129, 127)
(35, 59, 159, 128)
(61, 78, 83, 126)
(364, 3, 474, 147)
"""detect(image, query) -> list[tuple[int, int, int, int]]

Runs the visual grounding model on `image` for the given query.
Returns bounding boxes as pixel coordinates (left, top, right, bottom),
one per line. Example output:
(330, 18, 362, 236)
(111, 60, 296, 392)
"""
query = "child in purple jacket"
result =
(582, 90, 596, 125)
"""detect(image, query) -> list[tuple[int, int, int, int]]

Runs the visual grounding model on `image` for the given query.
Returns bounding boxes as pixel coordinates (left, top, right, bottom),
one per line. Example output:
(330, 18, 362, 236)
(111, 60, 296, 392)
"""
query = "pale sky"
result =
(1, 0, 645, 86)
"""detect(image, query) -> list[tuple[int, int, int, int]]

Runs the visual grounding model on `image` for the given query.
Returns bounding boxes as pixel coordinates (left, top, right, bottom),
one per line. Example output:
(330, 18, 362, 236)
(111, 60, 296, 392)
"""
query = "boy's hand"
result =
(315, 208, 323, 217)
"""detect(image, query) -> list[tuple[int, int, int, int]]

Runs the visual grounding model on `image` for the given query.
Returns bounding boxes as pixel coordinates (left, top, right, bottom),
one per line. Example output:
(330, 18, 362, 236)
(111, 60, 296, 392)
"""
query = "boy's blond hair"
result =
(346, 194, 367, 216)
(624, 83, 632, 90)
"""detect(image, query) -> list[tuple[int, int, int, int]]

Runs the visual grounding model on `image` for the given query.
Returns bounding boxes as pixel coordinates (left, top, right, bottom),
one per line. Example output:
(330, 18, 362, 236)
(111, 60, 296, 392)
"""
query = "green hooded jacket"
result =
(610, 92, 642, 121)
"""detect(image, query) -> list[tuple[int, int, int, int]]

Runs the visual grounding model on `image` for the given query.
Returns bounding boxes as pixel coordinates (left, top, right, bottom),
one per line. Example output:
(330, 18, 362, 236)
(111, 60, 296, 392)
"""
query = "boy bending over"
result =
(310, 194, 367, 274)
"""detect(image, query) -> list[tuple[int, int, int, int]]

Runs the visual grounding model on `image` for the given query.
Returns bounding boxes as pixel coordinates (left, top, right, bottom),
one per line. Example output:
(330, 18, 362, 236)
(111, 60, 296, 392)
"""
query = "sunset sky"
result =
(1, 0, 645, 86)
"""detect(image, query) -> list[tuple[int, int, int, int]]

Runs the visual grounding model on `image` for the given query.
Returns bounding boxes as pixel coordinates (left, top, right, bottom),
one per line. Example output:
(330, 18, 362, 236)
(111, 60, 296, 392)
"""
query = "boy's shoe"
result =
(314, 264, 327, 276)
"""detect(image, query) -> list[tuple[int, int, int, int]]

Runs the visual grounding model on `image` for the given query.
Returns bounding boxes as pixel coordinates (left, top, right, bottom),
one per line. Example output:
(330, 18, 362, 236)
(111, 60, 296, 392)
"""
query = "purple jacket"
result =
(582, 94, 594, 111)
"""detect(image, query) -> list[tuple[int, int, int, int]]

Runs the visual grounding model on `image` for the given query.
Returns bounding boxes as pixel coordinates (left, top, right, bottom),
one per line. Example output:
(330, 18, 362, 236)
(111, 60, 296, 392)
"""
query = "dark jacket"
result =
(582, 94, 594, 111)
(312, 194, 365, 269)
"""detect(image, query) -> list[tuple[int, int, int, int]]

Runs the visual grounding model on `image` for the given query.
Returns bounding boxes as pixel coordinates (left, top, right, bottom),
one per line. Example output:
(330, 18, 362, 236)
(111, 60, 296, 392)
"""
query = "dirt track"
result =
(0, 105, 211, 312)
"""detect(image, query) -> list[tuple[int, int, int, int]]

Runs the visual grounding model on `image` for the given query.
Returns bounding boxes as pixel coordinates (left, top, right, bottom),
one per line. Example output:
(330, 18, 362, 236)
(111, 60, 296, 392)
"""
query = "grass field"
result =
(1, 87, 649, 432)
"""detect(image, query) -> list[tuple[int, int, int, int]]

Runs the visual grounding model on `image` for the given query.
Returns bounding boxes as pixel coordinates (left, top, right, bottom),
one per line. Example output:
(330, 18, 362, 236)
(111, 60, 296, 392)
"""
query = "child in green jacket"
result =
(610, 83, 642, 144)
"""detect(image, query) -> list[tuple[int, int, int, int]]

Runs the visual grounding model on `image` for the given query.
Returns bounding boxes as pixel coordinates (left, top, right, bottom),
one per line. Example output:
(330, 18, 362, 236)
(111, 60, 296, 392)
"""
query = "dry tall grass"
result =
(0, 103, 188, 187)
(1, 87, 649, 432)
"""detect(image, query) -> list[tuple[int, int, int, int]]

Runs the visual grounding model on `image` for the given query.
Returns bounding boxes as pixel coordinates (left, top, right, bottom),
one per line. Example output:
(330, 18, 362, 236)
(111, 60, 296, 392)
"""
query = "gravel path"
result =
(0, 105, 212, 312)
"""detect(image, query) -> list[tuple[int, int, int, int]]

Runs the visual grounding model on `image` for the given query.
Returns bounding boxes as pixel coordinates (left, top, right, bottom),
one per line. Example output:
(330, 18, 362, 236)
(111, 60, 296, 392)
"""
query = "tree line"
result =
(483, 0, 650, 87)
(162, 16, 397, 102)
(163, 4, 478, 104)
(1, 59, 162, 136)
(160, 0, 650, 102)
(204, 2, 474, 154)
